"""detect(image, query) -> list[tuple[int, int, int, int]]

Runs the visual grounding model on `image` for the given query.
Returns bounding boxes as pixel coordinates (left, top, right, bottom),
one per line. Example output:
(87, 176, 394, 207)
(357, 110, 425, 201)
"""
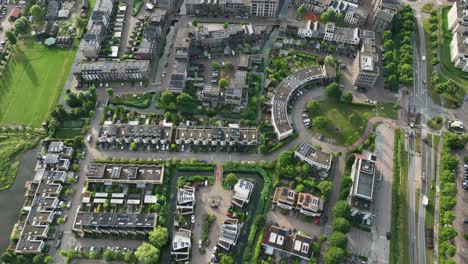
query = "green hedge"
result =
(109, 93, 153, 109)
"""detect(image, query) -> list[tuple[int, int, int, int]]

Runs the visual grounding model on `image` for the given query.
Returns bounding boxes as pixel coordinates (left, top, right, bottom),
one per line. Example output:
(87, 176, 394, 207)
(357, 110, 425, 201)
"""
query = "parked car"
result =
(191, 214, 195, 224)
(198, 239, 203, 249)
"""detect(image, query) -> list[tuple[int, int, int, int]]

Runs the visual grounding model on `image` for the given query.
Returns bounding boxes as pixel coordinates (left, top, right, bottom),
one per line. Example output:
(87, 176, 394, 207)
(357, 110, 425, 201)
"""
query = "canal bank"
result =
(0, 146, 40, 252)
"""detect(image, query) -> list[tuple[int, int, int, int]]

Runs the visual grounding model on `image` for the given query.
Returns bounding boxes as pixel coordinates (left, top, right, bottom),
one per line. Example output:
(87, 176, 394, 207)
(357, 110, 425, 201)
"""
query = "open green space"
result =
(109, 93, 153, 109)
(0, 39, 77, 127)
(310, 99, 397, 145)
(0, 130, 42, 190)
(54, 128, 82, 139)
(438, 7, 468, 89)
(266, 50, 318, 85)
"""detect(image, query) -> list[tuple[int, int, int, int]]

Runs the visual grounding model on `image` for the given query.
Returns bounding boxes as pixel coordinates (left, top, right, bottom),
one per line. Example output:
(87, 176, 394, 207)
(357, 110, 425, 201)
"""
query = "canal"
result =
(0, 146, 40, 252)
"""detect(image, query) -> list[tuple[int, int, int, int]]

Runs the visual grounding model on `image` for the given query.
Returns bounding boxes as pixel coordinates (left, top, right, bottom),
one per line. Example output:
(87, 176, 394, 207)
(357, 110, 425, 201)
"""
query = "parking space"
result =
(266, 209, 322, 238)
(191, 182, 233, 264)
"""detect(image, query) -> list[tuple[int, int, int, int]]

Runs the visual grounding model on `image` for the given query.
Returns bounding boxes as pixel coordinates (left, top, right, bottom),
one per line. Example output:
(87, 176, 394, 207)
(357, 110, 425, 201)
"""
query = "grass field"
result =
(54, 128, 82, 139)
(310, 99, 397, 145)
(0, 131, 42, 190)
(0, 39, 77, 127)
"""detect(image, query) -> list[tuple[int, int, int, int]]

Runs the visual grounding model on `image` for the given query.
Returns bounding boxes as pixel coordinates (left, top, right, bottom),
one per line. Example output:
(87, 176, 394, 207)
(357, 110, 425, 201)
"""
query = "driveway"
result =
(348, 124, 394, 264)
(191, 182, 233, 264)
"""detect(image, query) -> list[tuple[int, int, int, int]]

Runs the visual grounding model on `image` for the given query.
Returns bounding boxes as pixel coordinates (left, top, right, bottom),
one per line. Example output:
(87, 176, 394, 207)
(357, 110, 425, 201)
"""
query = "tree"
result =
(332, 217, 351, 233)
(224, 61, 233, 71)
(223, 22, 230, 29)
(44, 256, 52, 263)
(330, 232, 348, 248)
(325, 82, 342, 100)
(306, 99, 321, 116)
(439, 226, 457, 241)
(57, 217, 65, 224)
(30, 5, 44, 24)
(317, 180, 333, 197)
(103, 250, 114, 261)
(149, 226, 169, 248)
(297, 4, 306, 19)
(441, 211, 456, 225)
(64, 188, 73, 197)
(176, 93, 196, 111)
(75, 16, 88, 31)
(312, 116, 328, 130)
(191, 19, 198, 27)
(160, 91, 175, 106)
(342, 91, 353, 103)
(324, 247, 345, 264)
(5, 30, 16, 44)
(218, 78, 228, 88)
(135, 243, 160, 264)
(443, 132, 464, 149)
(106, 88, 113, 96)
(320, 9, 337, 23)
(332, 200, 351, 219)
(212, 61, 221, 70)
(1, 249, 15, 263)
(16, 255, 27, 264)
(124, 251, 136, 263)
(441, 153, 459, 171)
(220, 254, 235, 264)
(14, 17, 28, 33)
(130, 142, 137, 151)
(223, 173, 238, 188)
(324, 55, 335, 65)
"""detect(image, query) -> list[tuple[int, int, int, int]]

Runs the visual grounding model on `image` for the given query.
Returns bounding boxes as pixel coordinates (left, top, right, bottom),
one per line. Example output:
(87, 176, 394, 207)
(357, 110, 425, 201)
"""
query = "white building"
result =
(323, 22, 360, 45)
(294, 143, 333, 171)
(232, 179, 254, 207)
(217, 218, 241, 250)
(176, 185, 196, 215)
(171, 228, 191, 261)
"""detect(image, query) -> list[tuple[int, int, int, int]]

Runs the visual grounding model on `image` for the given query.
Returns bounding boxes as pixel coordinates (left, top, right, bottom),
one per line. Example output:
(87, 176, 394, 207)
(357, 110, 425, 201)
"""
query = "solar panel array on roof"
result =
(111, 167, 121, 178)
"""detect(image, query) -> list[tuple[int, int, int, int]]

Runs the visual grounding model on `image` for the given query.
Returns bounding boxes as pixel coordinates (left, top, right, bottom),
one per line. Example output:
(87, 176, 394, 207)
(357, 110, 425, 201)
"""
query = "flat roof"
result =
(271, 66, 324, 138)
(74, 212, 157, 229)
(86, 163, 164, 184)
(295, 143, 332, 167)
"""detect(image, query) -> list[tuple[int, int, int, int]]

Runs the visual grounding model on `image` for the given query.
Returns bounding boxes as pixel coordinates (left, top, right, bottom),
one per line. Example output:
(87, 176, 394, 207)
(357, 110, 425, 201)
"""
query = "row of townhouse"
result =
(175, 125, 260, 147)
(97, 122, 260, 149)
(73, 60, 151, 82)
(292, 0, 400, 32)
(272, 187, 324, 217)
(448, 0, 468, 72)
(186, 0, 279, 17)
(15, 142, 74, 254)
(297, 21, 360, 45)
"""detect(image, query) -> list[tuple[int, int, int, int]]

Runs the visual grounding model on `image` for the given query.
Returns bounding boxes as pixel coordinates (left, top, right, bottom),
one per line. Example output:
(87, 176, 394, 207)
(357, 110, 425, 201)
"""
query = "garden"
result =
(266, 49, 318, 86)
(306, 83, 397, 145)
(109, 92, 154, 109)
(0, 39, 77, 127)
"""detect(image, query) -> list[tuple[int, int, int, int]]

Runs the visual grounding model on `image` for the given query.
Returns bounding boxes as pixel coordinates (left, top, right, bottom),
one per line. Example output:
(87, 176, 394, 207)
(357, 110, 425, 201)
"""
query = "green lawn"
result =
(439, 7, 468, 88)
(0, 39, 76, 127)
(311, 99, 397, 145)
(54, 128, 82, 139)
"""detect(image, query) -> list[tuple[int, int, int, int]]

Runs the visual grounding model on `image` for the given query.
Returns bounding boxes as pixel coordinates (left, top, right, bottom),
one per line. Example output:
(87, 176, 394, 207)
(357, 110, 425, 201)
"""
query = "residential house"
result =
(232, 179, 254, 207)
(174, 125, 259, 147)
(262, 225, 314, 261)
(295, 143, 333, 171)
(171, 228, 192, 261)
(217, 218, 241, 250)
(272, 187, 324, 217)
(177, 185, 196, 215)
(73, 60, 150, 82)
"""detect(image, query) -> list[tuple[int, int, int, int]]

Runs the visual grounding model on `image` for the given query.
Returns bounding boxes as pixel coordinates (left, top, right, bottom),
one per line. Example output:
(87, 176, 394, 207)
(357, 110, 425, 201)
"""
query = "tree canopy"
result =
(135, 243, 160, 264)
(149, 226, 169, 248)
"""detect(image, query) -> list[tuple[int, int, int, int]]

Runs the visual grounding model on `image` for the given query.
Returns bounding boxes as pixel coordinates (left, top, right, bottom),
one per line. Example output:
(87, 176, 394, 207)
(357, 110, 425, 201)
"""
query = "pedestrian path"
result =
(347, 116, 398, 150)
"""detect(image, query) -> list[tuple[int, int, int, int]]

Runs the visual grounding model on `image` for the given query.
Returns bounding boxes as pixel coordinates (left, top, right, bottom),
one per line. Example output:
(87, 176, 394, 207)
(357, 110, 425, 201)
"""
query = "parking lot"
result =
(347, 124, 394, 263)
(191, 181, 234, 264)
(266, 209, 322, 238)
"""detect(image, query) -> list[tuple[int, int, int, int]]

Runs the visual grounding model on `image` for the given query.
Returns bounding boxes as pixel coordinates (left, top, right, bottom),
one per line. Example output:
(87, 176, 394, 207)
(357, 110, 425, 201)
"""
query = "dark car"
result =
(464, 219, 468, 224)
(386, 232, 391, 240)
